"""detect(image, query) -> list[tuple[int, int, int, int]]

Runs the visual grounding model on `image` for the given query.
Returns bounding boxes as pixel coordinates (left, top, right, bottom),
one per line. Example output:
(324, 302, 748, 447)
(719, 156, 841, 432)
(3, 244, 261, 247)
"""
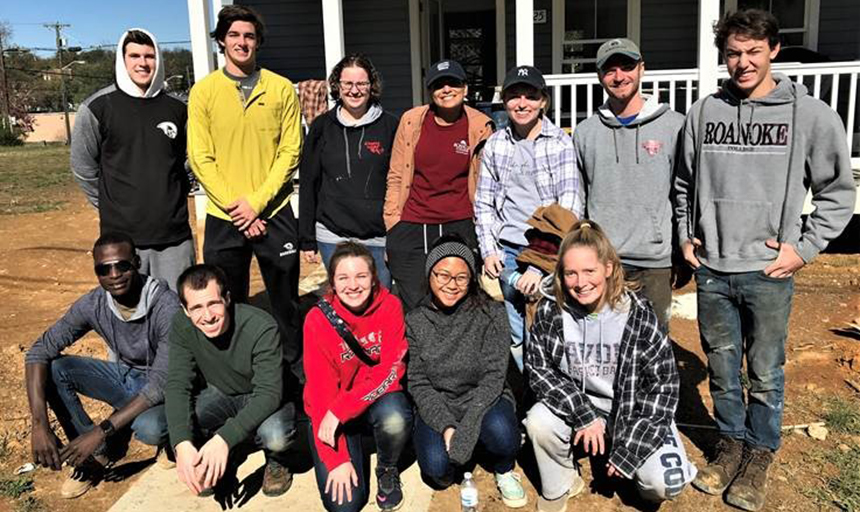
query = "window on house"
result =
(563, 0, 627, 73)
(737, 0, 807, 47)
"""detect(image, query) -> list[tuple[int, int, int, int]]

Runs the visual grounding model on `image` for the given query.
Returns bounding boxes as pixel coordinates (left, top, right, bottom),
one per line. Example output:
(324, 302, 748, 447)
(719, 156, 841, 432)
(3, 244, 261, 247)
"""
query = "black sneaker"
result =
(376, 465, 403, 511)
(726, 445, 774, 511)
(692, 436, 745, 495)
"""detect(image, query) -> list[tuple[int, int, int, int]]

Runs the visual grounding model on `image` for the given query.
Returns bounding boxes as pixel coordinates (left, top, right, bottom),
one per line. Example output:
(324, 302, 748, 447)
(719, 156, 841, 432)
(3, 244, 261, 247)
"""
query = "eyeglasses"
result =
(339, 80, 371, 91)
(95, 260, 135, 277)
(432, 271, 470, 288)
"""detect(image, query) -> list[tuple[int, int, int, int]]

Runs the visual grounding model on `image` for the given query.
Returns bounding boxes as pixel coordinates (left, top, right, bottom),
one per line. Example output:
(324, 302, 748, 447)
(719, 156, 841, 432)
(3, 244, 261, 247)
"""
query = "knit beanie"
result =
(425, 236, 477, 279)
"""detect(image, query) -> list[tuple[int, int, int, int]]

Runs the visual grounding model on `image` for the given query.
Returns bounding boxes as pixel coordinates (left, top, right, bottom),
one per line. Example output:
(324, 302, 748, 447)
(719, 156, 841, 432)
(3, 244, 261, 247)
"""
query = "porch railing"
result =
(544, 60, 860, 157)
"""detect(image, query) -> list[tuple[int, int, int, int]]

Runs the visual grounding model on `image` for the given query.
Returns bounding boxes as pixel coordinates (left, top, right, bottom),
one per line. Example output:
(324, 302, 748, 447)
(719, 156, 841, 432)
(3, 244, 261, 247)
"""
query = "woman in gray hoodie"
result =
(525, 221, 695, 512)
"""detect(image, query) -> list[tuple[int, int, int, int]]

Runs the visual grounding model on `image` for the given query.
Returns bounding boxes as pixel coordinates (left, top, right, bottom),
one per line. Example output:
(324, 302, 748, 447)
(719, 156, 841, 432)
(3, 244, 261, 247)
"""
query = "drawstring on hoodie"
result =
(635, 125, 640, 165)
(776, 91, 798, 244)
(612, 129, 619, 163)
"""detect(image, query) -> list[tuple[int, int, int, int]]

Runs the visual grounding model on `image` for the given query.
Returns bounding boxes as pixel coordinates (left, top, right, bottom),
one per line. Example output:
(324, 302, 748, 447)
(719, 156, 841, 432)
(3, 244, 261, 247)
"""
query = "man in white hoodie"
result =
(72, 29, 194, 292)
(574, 39, 684, 333)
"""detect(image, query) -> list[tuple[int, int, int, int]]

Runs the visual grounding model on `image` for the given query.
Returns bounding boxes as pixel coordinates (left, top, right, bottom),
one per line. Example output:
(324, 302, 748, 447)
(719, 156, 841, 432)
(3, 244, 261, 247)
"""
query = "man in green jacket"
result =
(165, 264, 296, 498)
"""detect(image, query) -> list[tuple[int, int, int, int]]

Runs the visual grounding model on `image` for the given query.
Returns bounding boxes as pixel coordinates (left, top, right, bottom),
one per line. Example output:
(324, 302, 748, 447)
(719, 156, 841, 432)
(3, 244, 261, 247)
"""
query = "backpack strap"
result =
(316, 299, 378, 367)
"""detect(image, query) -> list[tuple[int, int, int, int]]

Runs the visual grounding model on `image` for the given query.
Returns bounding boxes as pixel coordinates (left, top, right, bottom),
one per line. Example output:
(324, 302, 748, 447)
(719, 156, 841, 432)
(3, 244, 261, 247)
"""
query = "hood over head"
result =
(115, 28, 164, 98)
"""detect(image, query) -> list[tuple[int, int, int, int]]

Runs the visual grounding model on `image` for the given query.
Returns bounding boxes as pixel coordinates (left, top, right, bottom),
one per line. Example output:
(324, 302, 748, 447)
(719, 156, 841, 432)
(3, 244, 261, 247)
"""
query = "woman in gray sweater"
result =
(406, 234, 527, 509)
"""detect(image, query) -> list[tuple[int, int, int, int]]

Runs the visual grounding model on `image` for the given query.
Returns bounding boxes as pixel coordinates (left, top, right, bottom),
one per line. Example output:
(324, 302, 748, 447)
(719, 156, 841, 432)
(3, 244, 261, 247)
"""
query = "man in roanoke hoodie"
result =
(574, 38, 684, 332)
(71, 29, 193, 291)
(25, 233, 180, 499)
(675, 10, 856, 511)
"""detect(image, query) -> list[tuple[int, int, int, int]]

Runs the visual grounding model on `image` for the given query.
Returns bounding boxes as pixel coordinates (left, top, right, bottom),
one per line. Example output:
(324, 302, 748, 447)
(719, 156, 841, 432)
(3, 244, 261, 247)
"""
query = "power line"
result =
(6, 66, 112, 81)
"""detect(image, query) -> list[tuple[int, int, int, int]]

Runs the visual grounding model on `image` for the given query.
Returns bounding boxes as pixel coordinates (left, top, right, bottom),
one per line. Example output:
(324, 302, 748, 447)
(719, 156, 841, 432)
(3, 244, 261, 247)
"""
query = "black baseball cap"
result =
(425, 59, 467, 88)
(502, 65, 546, 93)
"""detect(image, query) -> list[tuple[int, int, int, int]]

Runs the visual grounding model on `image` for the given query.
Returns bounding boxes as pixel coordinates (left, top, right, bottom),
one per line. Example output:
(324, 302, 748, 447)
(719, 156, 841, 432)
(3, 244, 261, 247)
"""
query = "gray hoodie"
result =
(26, 276, 180, 406)
(575, 95, 684, 268)
(675, 73, 856, 272)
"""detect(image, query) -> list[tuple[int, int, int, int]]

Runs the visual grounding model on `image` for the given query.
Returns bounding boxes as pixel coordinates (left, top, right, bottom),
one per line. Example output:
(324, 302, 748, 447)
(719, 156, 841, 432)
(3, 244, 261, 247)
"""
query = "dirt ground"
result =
(0, 177, 859, 512)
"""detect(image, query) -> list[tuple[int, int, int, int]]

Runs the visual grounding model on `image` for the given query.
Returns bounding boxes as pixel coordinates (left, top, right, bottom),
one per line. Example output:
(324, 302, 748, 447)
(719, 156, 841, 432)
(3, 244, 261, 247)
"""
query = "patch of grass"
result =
(0, 144, 74, 215)
(816, 444, 860, 512)
(825, 396, 860, 435)
(14, 495, 44, 512)
(0, 475, 34, 499)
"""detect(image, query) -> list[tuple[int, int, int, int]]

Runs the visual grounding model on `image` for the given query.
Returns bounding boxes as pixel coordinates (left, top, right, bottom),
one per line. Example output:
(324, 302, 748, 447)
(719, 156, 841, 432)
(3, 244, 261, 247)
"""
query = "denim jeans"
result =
(309, 391, 413, 512)
(194, 385, 297, 465)
(499, 243, 528, 372)
(414, 398, 519, 487)
(695, 266, 794, 451)
(47, 355, 167, 447)
(318, 241, 392, 290)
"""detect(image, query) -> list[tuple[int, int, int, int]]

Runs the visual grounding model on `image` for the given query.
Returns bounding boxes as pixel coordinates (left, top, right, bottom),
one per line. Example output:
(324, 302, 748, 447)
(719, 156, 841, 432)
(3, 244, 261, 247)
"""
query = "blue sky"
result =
(3, 0, 192, 52)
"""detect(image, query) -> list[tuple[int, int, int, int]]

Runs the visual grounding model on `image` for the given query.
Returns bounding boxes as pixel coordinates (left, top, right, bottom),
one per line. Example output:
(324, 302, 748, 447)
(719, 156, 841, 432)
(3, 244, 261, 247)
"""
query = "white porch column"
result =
(321, 0, 345, 76)
(516, 0, 534, 66)
(213, 0, 233, 69)
(188, 0, 215, 83)
(697, 0, 720, 98)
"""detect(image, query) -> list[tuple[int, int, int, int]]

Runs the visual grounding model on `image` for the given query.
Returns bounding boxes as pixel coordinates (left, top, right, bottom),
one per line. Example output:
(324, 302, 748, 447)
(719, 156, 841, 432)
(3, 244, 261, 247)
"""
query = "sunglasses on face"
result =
(95, 260, 135, 277)
(431, 78, 466, 90)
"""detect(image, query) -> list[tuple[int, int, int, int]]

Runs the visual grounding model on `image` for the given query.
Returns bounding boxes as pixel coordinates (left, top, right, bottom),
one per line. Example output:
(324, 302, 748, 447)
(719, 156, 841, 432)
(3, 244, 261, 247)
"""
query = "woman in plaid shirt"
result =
(525, 221, 696, 512)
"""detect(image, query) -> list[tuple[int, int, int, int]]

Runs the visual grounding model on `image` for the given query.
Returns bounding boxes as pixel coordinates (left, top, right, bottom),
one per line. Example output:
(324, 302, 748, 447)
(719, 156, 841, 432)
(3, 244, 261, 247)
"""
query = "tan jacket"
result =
(383, 104, 493, 231)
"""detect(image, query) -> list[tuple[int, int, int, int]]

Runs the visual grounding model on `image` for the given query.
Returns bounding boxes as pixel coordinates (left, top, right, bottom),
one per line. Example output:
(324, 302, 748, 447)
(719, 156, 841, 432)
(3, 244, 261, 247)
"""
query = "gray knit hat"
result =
(425, 237, 477, 279)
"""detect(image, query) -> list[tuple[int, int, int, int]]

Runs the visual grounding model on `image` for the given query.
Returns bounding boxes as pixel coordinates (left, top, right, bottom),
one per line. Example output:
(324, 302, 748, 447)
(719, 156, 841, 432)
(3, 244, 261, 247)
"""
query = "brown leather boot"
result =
(726, 445, 774, 511)
(261, 459, 292, 497)
(692, 436, 745, 495)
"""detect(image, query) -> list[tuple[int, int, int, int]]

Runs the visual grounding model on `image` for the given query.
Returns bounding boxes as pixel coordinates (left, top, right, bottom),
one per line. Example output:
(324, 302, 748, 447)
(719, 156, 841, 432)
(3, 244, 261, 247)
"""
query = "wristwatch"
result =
(99, 419, 116, 438)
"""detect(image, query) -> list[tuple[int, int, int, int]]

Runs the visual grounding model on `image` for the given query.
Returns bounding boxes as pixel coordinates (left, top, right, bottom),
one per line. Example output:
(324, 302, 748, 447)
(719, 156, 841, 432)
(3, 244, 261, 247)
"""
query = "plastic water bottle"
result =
(460, 472, 479, 512)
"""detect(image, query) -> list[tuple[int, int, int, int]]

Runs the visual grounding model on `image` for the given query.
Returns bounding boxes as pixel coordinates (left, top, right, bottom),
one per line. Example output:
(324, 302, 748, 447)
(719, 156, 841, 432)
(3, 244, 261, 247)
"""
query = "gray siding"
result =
(505, 0, 553, 74)
(238, 0, 326, 82)
(640, 0, 698, 69)
(817, 0, 860, 62)
(239, 0, 413, 115)
(343, 0, 413, 115)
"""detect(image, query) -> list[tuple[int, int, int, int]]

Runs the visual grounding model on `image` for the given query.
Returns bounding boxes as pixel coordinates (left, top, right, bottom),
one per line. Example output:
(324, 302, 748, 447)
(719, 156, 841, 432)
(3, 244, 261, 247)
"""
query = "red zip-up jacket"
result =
(303, 287, 408, 470)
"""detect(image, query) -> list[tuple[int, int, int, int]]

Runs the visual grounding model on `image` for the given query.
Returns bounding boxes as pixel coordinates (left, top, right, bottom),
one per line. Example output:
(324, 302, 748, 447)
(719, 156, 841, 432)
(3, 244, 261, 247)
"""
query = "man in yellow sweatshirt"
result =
(187, 5, 304, 394)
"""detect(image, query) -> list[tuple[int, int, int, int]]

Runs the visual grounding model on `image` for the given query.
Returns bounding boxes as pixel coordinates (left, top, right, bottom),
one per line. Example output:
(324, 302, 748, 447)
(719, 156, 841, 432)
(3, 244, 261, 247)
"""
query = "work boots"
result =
(692, 436, 745, 495)
(726, 446, 774, 511)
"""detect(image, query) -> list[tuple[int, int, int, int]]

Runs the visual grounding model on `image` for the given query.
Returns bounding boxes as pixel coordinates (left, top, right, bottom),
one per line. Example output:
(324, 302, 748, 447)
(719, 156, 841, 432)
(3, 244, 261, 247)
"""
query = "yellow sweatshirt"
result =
(188, 68, 303, 221)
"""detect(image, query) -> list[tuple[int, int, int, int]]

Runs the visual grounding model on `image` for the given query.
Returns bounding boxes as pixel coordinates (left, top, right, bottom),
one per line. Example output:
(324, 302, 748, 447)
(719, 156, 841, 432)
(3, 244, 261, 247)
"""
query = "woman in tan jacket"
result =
(383, 59, 493, 311)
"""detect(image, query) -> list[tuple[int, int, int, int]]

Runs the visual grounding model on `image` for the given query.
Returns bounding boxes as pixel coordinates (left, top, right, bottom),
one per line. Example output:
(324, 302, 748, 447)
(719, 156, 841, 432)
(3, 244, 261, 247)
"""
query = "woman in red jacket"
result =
(303, 241, 412, 512)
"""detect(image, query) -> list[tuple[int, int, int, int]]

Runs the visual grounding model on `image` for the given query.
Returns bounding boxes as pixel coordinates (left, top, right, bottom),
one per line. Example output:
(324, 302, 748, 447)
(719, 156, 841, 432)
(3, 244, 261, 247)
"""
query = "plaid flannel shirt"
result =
(527, 291, 679, 478)
(475, 116, 583, 259)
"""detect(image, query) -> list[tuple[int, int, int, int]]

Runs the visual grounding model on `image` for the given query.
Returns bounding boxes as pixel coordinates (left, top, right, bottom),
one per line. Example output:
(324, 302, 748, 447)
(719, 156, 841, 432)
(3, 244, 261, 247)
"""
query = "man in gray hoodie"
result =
(675, 10, 856, 512)
(574, 38, 684, 332)
(25, 233, 181, 499)
(71, 29, 193, 292)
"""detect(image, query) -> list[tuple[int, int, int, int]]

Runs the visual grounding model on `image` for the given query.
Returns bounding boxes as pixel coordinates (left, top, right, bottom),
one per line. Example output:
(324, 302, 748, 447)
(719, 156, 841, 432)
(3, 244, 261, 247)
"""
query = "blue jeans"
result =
(695, 266, 794, 451)
(309, 392, 413, 512)
(414, 398, 519, 487)
(47, 355, 167, 446)
(318, 241, 392, 290)
(499, 243, 528, 372)
(194, 385, 297, 465)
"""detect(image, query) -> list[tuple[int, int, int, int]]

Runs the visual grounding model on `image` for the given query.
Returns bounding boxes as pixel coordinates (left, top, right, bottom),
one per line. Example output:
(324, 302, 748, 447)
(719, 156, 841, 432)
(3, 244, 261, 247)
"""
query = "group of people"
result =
(24, 5, 855, 512)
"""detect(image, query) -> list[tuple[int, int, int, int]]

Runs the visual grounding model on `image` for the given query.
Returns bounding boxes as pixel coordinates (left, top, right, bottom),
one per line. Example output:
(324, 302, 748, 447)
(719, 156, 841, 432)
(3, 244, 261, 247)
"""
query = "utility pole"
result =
(0, 31, 11, 132)
(45, 22, 72, 144)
